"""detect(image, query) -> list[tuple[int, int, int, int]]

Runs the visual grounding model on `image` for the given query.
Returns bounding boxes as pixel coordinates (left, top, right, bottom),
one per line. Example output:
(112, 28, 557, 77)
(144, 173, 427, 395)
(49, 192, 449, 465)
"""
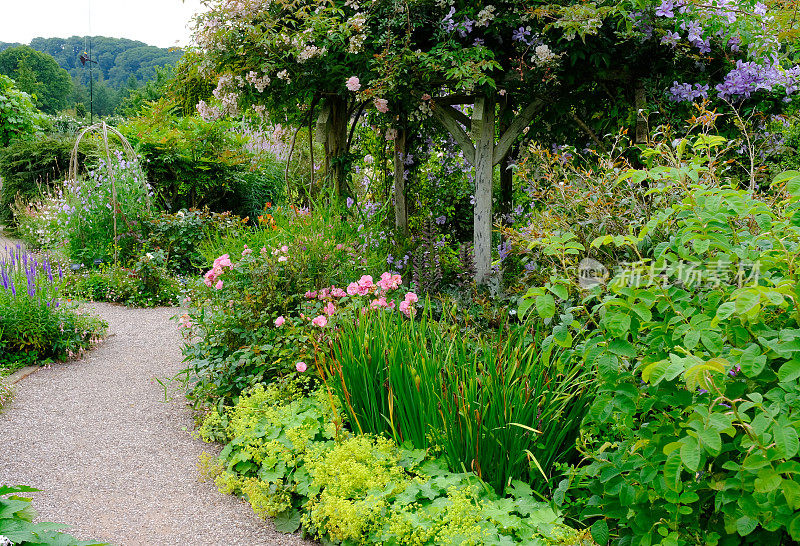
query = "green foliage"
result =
(0, 485, 107, 545)
(0, 134, 102, 224)
(143, 209, 244, 275)
(199, 379, 587, 545)
(121, 108, 282, 214)
(519, 162, 800, 543)
(62, 261, 182, 308)
(0, 75, 43, 149)
(0, 45, 73, 114)
(328, 307, 592, 493)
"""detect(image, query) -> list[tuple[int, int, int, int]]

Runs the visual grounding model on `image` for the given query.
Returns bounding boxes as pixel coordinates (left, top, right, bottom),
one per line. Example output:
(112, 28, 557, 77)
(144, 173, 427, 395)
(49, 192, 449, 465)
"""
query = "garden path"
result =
(0, 303, 313, 546)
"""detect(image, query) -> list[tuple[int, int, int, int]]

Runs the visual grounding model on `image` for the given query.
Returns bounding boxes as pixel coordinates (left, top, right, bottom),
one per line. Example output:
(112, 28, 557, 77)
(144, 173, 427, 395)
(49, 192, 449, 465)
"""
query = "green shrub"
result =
(0, 75, 44, 149)
(0, 134, 101, 224)
(62, 260, 181, 308)
(143, 209, 245, 275)
(520, 162, 800, 543)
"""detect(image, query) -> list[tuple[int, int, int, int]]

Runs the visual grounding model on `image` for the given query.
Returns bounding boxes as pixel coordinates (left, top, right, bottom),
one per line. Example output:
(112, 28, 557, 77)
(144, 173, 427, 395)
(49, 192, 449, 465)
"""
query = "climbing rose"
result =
(215, 279, 223, 290)
(346, 76, 361, 91)
(374, 98, 389, 113)
(296, 361, 307, 372)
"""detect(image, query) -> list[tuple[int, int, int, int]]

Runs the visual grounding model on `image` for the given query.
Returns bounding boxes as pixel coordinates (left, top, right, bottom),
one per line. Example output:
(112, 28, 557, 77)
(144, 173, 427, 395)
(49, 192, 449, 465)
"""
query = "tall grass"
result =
(325, 306, 594, 493)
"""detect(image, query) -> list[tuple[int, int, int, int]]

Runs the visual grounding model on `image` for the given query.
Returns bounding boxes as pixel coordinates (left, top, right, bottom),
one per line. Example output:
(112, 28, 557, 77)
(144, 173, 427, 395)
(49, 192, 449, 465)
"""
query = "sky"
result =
(0, 0, 207, 48)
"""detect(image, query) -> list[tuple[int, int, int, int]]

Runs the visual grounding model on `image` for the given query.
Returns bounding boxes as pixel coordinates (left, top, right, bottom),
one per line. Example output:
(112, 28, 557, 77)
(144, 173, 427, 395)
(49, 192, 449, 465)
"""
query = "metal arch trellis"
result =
(68, 122, 149, 265)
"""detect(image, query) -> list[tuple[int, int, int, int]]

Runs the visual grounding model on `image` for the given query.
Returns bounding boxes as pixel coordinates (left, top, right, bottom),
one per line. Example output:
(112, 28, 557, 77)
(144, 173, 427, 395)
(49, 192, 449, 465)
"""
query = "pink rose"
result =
(324, 302, 336, 316)
(281, 245, 289, 253)
(278, 256, 288, 262)
(405, 292, 419, 304)
(358, 275, 374, 289)
(331, 287, 347, 298)
(215, 279, 224, 290)
(312, 315, 328, 327)
(241, 245, 252, 256)
(422, 93, 431, 101)
(275, 316, 285, 327)
(305, 290, 318, 299)
(261, 247, 268, 256)
(347, 282, 360, 296)
(296, 361, 307, 372)
(346, 76, 361, 92)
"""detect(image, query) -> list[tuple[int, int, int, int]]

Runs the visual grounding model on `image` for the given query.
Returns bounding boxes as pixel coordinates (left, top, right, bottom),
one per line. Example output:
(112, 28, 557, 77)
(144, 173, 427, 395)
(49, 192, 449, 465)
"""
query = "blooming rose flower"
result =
(278, 256, 288, 262)
(275, 316, 285, 327)
(331, 287, 347, 298)
(346, 76, 361, 91)
(324, 301, 336, 316)
(405, 292, 419, 304)
(358, 275, 374, 289)
(281, 245, 289, 253)
(374, 98, 389, 113)
(347, 282, 360, 296)
(296, 361, 307, 372)
(312, 315, 328, 327)
(215, 279, 224, 290)
(242, 245, 252, 256)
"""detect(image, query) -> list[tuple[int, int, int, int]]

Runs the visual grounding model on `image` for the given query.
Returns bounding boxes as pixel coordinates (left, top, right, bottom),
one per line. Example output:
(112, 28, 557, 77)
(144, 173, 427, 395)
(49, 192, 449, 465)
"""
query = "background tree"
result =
(0, 45, 72, 114)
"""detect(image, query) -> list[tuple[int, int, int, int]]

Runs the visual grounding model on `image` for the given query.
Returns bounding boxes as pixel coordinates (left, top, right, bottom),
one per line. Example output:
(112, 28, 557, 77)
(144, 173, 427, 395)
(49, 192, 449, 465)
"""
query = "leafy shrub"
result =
(62, 260, 181, 308)
(519, 164, 800, 543)
(199, 379, 587, 545)
(0, 485, 107, 545)
(0, 134, 101, 224)
(0, 75, 43, 149)
(142, 209, 245, 275)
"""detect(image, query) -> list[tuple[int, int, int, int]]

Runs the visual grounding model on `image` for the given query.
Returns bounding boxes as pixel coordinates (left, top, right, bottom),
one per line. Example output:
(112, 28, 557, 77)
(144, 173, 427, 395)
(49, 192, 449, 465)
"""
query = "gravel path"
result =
(0, 303, 313, 546)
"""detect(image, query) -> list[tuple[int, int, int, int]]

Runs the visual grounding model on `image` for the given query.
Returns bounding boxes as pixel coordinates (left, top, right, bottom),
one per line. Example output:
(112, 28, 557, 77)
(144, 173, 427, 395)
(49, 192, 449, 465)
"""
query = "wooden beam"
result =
(433, 94, 475, 105)
(493, 99, 544, 166)
(432, 103, 476, 165)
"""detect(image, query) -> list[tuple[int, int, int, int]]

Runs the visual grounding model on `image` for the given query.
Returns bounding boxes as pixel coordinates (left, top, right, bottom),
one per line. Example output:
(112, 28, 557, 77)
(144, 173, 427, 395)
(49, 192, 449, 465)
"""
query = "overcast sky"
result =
(0, 0, 207, 48)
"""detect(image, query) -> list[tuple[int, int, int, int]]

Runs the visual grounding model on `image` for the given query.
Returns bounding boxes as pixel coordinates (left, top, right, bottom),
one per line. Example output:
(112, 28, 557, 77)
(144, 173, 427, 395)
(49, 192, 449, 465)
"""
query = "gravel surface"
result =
(0, 303, 314, 546)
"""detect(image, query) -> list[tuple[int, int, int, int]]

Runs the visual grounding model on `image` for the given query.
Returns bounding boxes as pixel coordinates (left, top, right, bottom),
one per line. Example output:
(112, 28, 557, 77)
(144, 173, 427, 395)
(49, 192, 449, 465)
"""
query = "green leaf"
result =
(754, 469, 782, 493)
(680, 436, 702, 472)
(785, 479, 800, 511)
(736, 516, 758, 536)
(734, 290, 760, 316)
(774, 422, 799, 459)
(698, 427, 721, 456)
(590, 519, 609, 544)
(274, 509, 302, 533)
(790, 513, 800, 541)
(779, 359, 800, 383)
(535, 294, 556, 319)
(604, 312, 631, 338)
(608, 339, 637, 358)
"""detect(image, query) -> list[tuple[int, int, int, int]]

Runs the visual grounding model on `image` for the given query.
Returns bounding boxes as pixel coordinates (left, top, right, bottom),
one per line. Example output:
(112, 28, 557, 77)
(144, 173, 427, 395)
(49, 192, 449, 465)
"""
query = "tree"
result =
(0, 75, 42, 146)
(0, 46, 72, 114)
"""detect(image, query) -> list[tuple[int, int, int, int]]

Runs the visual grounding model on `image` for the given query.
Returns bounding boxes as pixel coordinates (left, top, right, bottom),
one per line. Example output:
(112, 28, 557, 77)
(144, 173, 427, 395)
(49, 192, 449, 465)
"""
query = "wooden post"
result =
(472, 95, 495, 285)
(393, 127, 408, 235)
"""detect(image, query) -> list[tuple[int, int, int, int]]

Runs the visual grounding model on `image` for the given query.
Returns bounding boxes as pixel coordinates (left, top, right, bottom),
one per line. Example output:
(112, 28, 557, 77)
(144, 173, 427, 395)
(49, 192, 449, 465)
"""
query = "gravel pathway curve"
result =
(0, 303, 313, 546)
